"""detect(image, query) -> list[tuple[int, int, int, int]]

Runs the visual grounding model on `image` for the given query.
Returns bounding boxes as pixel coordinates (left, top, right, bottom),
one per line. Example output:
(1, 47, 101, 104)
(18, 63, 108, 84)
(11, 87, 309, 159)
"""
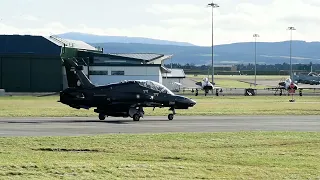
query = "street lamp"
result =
(287, 26, 296, 80)
(207, 2, 219, 86)
(253, 34, 259, 87)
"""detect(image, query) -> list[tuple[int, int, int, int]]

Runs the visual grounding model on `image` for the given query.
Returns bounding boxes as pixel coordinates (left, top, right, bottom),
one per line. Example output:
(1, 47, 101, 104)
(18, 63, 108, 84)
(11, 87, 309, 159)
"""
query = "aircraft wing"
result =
(299, 87, 320, 90)
(265, 87, 286, 90)
(195, 81, 216, 87)
(104, 101, 164, 108)
(195, 82, 202, 87)
(189, 85, 222, 90)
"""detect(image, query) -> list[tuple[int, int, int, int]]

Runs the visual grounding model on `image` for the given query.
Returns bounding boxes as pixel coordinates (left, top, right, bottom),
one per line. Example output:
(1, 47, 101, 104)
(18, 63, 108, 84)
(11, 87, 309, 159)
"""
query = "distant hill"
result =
(90, 41, 320, 65)
(56, 32, 195, 46)
(55, 32, 320, 65)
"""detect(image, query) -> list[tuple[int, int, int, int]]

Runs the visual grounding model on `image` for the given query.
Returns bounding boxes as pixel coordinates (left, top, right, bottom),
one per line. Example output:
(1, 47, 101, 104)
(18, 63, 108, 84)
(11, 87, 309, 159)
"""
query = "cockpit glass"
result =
(136, 80, 174, 95)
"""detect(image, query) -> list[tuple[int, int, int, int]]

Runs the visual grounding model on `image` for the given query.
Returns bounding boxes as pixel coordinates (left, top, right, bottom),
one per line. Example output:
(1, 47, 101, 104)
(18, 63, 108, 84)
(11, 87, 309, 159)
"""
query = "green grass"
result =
(1, 95, 320, 117)
(214, 79, 268, 89)
(188, 75, 289, 80)
(0, 132, 319, 179)
(187, 75, 280, 89)
(188, 78, 268, 89)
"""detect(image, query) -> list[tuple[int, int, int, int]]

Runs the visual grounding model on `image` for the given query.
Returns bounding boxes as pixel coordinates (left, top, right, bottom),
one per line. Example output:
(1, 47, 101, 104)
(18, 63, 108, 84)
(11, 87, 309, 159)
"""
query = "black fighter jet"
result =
(59, 58, 196, 121)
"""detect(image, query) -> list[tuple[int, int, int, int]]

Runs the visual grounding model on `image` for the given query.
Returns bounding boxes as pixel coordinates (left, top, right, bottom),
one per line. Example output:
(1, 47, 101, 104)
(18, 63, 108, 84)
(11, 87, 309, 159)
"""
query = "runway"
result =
(0, 116, 319, 136)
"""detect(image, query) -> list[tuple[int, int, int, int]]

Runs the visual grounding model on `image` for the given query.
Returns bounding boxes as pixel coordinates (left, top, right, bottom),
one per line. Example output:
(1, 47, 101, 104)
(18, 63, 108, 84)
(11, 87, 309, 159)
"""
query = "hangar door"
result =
(30, 58, 62, 92)
(0, 56, 62, 92)
(1, 57, 31, 92)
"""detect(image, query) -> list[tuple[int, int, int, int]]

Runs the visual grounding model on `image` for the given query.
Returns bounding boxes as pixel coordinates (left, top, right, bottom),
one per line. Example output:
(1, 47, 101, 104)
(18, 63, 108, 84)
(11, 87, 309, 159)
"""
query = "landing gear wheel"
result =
(133, 113, 140, 121)
(168, 113, 174, 121)
(98, 113, 105, 120)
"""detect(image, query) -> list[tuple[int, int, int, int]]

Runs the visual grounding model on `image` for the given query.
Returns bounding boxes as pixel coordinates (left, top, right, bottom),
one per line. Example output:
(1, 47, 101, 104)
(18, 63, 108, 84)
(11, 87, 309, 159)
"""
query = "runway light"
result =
(207, 2, 219, 92)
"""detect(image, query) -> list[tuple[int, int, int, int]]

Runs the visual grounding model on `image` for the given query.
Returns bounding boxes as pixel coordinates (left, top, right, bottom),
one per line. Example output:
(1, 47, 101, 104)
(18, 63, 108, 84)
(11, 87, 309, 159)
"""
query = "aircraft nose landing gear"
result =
(168, 114, 174, 120)
(168, 107, 176, 120)
(99, 113, 106, 120)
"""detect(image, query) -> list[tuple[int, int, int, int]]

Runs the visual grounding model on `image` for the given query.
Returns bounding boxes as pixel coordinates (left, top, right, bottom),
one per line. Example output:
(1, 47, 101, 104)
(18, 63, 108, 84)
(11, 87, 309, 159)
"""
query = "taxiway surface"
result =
(0, 116, 319, 136)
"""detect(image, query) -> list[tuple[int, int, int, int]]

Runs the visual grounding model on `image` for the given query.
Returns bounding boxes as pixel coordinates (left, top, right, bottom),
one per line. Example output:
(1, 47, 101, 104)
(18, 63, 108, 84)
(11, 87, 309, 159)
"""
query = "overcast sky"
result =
(0, 0, 319, 46)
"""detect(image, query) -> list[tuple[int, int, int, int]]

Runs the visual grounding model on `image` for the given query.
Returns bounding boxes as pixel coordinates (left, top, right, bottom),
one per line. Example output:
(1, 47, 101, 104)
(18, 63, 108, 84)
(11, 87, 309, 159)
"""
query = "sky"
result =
(0, 0, 320, 46)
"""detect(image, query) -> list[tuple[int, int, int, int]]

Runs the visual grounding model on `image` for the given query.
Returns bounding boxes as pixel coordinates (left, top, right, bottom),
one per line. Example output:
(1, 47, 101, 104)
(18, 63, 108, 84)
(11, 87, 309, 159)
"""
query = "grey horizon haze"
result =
(0, 0, 320, 46)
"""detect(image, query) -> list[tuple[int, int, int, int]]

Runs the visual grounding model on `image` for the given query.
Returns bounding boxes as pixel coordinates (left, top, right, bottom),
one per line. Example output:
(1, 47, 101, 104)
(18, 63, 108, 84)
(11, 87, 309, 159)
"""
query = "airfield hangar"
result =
(0, 35, 185, 92)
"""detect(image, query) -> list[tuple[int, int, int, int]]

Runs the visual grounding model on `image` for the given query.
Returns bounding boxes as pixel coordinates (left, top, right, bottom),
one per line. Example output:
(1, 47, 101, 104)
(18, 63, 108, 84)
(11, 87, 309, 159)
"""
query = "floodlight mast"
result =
(207, 2, 219, 87)
(253, 34, 259, 87)
(287, 26, 296, 80)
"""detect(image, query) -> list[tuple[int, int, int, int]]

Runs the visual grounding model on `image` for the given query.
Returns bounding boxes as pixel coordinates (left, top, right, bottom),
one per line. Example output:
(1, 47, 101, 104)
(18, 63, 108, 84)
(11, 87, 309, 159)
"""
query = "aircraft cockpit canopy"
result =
(137, 80, 174, 95)
(118, 80, 174, 95)
(285, 78, 292, 84)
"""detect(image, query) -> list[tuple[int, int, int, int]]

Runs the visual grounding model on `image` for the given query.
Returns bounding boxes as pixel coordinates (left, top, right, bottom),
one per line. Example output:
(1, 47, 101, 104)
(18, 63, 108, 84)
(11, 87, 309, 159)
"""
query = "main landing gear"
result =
(133, 113, 140, 121)
(130, 107, 144, 121)
(97, 107, 175, 121)
(168, 107, 176, 121)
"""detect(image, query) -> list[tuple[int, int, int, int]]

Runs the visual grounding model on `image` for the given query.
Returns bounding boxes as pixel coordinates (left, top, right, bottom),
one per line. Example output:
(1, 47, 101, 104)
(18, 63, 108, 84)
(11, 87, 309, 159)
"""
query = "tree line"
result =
(164, 62, 319, 75)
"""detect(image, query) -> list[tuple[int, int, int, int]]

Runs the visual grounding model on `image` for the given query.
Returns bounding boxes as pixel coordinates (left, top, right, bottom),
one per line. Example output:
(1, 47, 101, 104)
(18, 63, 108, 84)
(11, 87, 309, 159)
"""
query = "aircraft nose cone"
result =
(189, 99, 196, 107)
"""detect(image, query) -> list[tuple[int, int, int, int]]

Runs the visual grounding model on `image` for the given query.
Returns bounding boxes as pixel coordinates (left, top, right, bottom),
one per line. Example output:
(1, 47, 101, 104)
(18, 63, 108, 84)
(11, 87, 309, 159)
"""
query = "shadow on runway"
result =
(1, 119, 169, 124)
(4, 120, 129, 124)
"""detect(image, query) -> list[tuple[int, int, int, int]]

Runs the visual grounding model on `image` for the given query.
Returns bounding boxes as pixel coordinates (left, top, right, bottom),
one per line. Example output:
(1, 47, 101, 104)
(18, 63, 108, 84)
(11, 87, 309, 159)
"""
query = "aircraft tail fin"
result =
(62, 58, 95, 89)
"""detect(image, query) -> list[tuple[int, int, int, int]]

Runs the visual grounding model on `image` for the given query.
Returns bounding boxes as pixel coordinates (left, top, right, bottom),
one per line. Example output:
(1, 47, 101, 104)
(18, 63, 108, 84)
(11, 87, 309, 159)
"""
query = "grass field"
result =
(1, 95, 320, 117)
(187, 75, 289, 80)
(0, 132, 319, 179)
(186, 75, 286, 89)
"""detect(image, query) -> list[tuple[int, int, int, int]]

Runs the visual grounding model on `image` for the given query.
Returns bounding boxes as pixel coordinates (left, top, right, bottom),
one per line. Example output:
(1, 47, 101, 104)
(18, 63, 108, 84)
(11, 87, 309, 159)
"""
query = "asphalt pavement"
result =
(0, 115, 319, 136)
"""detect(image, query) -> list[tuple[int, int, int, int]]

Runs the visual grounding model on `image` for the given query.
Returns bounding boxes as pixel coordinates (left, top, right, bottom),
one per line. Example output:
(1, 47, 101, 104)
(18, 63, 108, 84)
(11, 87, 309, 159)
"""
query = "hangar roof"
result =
(109, 53, 163, 61)
(44, 35, 101, 52)
(108, 53, 173, 64)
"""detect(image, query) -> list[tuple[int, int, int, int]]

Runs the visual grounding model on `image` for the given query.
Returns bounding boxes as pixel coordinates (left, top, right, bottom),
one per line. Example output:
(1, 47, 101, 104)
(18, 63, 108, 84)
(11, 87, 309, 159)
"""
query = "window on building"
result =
(89, 71, 108, 75)
(111, 71, 125, 75)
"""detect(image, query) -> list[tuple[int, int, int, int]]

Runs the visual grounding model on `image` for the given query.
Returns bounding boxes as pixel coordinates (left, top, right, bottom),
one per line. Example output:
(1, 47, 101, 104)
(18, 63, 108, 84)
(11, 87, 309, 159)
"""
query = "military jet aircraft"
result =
(265, 78, 320, 96)
(194, 77, 221, 96)
(58, 58, 196, 121)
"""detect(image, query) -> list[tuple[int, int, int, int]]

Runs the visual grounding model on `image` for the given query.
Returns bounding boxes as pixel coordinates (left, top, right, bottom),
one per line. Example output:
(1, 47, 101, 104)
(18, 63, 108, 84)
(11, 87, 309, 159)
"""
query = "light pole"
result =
(287, 26, 296, 80)
(253, 34, 259, 87)
(207, 2, 219, 85)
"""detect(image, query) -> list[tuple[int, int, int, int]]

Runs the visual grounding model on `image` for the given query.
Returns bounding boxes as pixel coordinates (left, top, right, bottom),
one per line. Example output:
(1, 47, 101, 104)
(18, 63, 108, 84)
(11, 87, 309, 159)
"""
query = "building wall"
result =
(88, 66, 161, 86)
(162, 78, 184, 91)
(0, 35, 64, 92)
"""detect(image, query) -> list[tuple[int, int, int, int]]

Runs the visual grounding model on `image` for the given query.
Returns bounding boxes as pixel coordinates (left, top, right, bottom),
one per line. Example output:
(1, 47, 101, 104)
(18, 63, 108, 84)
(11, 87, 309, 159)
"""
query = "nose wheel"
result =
(168, 114, 174, 120)
(98, 113, 106, 120)
(168, 107, 176, 120)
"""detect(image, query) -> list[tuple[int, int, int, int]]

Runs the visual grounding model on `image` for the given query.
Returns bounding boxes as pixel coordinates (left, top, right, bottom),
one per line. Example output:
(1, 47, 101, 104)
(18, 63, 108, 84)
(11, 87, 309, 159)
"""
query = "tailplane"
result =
(62, 58, 95, 89)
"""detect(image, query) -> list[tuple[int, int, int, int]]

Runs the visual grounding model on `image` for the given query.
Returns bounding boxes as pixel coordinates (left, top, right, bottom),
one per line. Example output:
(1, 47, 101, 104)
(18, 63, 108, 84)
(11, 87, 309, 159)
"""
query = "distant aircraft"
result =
(265, 78, 320, 96)
(194, 77, 221, 96)
(294, 72, 320, 85)
(58, 58, 196, 121)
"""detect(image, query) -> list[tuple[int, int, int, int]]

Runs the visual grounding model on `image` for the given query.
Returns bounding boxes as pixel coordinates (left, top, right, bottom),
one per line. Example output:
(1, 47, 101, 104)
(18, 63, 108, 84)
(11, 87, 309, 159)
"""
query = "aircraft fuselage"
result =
(59, 81, 196, 120)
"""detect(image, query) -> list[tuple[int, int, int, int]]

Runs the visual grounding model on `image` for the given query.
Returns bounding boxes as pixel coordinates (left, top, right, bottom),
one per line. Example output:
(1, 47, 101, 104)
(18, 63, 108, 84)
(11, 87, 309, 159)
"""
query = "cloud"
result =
(146, 3, 208, 16)
(22, 15, 39, 21)
(1, 0, 320, 46)
(160, 18, 209, 28)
